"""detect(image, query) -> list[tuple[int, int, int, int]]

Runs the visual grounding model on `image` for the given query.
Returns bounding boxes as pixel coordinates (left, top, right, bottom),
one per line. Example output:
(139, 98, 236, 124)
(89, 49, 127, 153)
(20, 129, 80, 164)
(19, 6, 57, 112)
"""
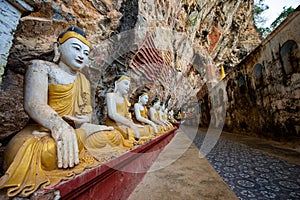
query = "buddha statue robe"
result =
(154, 111, 167, 134)
(0, 73, 132, 197)
(162, 112, 174, 130)
(139, 106, 149, 121)
(168, 114, 178, 124)
(133, 106, 156, 135)
(106, 97, 154, 141)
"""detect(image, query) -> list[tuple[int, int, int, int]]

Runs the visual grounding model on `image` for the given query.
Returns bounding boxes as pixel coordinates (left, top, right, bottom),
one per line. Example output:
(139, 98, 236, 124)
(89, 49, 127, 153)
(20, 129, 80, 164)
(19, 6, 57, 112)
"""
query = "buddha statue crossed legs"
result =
(149, 97, 167, 134)
(106, 73, 154, 143)
(160, 102, 174, 130)
(0, 26, 133, 197)
(133, 89, 158, 134)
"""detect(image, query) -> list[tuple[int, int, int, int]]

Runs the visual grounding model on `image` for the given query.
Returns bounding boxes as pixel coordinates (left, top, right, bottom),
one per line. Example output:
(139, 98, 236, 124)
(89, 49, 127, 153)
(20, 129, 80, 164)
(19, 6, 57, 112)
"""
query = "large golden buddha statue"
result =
(106, 73, 154, 143)
(0, 26, 133, 197)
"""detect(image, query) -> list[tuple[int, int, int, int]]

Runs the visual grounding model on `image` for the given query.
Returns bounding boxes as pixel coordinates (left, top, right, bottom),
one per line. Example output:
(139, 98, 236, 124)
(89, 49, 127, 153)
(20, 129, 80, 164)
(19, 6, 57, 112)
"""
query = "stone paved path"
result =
(194, 129, 300, 200)
(128, 126, 300, 200)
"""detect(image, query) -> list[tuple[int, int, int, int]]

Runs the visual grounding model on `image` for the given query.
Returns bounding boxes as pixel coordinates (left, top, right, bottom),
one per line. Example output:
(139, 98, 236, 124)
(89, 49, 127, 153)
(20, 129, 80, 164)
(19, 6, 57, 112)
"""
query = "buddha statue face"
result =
(153, 101, 160, 110)
(116, 79, 130, 95)
(60, 38, 90, 72)
(139, 94, 149, 105)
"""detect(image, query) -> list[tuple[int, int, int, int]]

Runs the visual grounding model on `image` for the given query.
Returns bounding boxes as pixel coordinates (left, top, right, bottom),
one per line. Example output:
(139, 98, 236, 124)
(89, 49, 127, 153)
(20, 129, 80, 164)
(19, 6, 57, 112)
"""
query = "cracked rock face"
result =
(0, 0, 260, 141)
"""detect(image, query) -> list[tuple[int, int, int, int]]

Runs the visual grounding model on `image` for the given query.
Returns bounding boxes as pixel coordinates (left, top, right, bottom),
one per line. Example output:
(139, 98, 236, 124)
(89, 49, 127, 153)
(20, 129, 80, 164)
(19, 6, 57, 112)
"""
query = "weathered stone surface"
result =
(0, 70, 29, 141)
(0, 0, 260, 141)
(199, 8, 300, 138)
(133, 0, 260, 108)
(0, 0, 35, 84)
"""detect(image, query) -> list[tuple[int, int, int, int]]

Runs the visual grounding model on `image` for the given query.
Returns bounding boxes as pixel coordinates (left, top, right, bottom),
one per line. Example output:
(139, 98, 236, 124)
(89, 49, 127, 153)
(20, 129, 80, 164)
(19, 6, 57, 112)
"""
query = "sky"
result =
(261, 0, 300, 27)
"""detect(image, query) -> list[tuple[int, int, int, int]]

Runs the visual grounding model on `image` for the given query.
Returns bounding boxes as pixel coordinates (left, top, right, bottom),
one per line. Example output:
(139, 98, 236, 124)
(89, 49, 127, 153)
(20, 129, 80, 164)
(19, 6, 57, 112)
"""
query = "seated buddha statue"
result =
(133, 89, 158, 134)
(168, 109, 178, 124)
(159, 102, 174, 131)
(106, 73, 154, 143)
(176, 110, 183, 121)
(149, 97, 167, 133)
(0, 26, 133, 198)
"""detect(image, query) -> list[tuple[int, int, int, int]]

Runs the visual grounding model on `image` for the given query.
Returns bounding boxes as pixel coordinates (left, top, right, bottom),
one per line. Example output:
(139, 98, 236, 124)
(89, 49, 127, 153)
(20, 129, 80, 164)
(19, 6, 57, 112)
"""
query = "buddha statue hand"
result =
(130, 123, 140, 140)
(51, 118, 79, 169)
(149, 120, 158, 133)
(166, 121, 172, 127)
(80, 123, 114, 137)
(149, 122, 158, 134)
(162, 124, 167, 131)
(63, 115, 90, 127)
(135, 124, 144, 128)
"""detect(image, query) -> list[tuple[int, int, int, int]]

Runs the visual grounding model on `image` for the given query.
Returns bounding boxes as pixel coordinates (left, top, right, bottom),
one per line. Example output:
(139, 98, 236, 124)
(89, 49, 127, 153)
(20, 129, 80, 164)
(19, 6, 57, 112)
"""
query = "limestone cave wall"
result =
(199, 8, 300, 138)
(0, 0, 260, 142)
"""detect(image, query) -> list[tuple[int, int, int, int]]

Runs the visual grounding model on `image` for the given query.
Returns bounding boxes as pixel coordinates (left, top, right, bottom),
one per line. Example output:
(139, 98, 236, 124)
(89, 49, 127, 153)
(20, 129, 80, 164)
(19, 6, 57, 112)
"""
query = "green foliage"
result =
(258, 27, 271, 38)
(188, 13, 200, 27)
(270, 6, 294, 29)
(253, 0, 295, 38)
(253, 0, 269, 26)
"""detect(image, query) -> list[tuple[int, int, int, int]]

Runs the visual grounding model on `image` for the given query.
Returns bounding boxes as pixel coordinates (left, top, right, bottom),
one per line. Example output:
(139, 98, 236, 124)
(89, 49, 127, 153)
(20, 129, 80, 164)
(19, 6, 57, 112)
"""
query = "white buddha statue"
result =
(106, 72, 154, 143)
(0, 26, 133, 197)
(168, 109, 178, 123)
(149, 97, 167, 134)
(133, 89, 158, 134)
(159, 102, 173, 130)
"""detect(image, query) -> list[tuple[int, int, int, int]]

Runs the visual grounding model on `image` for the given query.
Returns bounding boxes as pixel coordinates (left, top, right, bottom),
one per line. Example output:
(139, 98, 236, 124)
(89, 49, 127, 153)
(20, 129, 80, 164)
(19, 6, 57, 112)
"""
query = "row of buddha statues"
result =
(0, 26, 178, 197)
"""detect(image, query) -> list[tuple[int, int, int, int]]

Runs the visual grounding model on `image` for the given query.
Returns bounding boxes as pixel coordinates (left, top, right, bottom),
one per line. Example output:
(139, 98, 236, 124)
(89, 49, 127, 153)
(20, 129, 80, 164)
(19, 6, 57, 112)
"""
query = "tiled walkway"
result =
(193, 129, 300, 200)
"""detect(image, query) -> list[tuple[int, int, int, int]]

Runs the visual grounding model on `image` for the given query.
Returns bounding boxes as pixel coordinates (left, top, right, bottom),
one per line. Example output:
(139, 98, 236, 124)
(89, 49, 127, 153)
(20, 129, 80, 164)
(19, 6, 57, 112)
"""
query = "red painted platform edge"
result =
(41, 127, 178, 199)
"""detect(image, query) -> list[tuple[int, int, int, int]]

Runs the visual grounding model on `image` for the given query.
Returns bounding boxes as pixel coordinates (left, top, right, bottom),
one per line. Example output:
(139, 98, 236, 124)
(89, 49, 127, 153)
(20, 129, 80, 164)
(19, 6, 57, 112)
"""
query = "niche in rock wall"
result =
(280, 40, 299, 75)
(253, 63, 263, 87)
(226, 79, 235, 102)
(238, 74, 246, 94)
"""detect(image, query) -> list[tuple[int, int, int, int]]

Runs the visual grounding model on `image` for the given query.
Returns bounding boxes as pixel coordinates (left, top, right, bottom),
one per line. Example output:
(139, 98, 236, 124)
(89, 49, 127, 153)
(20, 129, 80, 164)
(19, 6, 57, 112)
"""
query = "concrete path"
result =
(128, 126, 300, 200)
(128, 128, 238, 200)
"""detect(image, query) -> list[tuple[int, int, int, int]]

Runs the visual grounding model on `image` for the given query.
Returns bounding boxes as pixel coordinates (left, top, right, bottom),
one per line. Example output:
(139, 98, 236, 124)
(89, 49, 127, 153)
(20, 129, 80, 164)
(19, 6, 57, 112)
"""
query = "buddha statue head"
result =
(114, 72, 131, 95)
(151, 97, 160, 110)
(53, 26, 92, 73)
(137, 89, 149, 105)
(160, 102, 165, 110)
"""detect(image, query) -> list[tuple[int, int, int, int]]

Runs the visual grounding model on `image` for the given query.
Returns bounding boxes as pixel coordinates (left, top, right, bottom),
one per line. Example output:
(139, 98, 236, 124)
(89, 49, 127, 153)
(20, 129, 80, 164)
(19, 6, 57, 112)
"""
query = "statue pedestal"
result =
(42, 128, 177, 200)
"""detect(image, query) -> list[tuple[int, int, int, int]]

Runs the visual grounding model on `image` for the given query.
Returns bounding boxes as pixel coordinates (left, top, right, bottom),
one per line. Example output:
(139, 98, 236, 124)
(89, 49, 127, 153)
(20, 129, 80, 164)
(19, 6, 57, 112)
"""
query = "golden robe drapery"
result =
(0, 73, 132, 197)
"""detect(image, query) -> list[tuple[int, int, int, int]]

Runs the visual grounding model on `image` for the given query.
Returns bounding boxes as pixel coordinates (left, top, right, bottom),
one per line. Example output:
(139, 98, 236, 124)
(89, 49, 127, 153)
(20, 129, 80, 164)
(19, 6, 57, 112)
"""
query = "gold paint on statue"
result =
(0, 72, 133, 197)
(106, 96, 153, 142)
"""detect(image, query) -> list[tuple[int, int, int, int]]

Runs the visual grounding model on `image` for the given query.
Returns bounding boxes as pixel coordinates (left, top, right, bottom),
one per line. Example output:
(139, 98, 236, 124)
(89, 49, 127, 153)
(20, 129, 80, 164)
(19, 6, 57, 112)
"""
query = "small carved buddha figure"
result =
(106, 73, 153, 143)
(134, 89, 158, 134)
(0, 26, 133, 198)
(149, 97, 166, 134)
